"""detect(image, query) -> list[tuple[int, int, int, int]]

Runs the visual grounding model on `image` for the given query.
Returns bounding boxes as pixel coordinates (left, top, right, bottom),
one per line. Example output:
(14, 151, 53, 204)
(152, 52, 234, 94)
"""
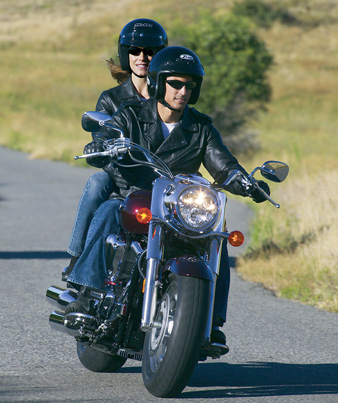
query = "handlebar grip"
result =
(253, 182, 280, 208)
(73, 150, 113, 160)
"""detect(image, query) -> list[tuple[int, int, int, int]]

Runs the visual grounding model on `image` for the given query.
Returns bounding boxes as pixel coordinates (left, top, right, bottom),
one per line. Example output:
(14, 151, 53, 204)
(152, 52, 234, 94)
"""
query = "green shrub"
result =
(232, 0, 299, 29)
(173, 12, 273, 152)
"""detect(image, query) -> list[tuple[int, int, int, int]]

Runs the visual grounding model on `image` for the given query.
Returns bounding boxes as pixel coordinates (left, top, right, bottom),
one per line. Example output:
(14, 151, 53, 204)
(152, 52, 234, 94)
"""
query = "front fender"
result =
(163, 256, 213, 281)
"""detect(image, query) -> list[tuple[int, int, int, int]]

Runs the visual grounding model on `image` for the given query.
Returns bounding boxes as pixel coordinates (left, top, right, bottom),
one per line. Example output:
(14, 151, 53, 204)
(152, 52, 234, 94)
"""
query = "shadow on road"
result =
(0, 252, 238, 266)
(185, 361, 338, 399)
(0, 251, 69, 259)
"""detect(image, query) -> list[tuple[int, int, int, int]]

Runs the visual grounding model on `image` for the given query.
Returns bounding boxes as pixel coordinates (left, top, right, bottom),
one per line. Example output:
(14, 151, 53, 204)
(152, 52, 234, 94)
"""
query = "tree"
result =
(173, 12, 274, 153)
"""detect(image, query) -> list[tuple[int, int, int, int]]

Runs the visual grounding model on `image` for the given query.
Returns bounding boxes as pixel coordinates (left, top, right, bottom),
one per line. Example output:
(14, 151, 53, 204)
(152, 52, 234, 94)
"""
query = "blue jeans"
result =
(68, 199, 122, 289)
(67, 172, 114, 257)
(68, 198, 230, 324)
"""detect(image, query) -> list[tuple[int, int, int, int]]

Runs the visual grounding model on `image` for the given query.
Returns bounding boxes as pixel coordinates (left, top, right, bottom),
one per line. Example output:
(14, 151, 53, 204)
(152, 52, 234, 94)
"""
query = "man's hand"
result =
(249, 180, 270, 203)
(83, 140, 106, 155)
(83, 141, 109, 168)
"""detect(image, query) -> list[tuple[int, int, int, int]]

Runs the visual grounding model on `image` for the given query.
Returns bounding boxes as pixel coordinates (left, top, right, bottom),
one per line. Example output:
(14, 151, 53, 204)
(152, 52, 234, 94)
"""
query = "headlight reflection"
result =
(177, 188, 219, 231)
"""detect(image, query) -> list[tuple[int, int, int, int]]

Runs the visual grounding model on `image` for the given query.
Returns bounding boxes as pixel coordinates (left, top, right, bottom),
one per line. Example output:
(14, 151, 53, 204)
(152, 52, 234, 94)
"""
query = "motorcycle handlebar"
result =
(74, 142, 130, 160)
(74, 137, 283, 208)
(252, 181, 280, 208)
(74, 139, 174, 180)
(220, 170, 281, 208)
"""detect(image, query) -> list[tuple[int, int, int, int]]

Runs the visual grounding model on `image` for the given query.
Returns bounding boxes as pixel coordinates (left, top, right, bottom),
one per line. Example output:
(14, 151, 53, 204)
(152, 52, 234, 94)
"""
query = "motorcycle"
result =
(46, 111, 289, 398)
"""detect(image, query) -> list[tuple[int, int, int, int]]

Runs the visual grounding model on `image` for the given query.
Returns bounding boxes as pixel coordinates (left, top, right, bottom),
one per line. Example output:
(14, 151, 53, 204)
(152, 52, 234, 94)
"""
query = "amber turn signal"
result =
(228, 230, 245, 247)
(136, 207, 152, 224)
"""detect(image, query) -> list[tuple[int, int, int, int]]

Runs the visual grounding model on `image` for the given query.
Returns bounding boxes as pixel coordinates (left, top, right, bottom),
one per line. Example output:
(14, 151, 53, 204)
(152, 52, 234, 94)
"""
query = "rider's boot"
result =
(211, 316, 226, 345)
(210, 325, 226, 345)
(64, 286, 95, 315)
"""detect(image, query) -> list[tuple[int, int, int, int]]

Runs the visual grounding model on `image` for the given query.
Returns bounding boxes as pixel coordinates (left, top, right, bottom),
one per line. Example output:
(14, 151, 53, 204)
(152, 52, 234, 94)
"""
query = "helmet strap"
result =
(159, 98, 181, 113)
(131, 69, 147, 79)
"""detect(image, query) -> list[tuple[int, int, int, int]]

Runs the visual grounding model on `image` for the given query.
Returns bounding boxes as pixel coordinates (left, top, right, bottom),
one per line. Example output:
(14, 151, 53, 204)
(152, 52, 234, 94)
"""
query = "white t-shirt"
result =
(161, 121, 178, 140)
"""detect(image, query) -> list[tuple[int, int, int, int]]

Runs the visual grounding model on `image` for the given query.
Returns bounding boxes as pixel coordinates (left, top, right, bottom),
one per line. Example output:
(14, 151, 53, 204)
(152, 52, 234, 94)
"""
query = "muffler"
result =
(47, 286, 100, 338)
(46, 285, 77, 310)
(49, 310, 79, 336)
(49, 310, 97, 337)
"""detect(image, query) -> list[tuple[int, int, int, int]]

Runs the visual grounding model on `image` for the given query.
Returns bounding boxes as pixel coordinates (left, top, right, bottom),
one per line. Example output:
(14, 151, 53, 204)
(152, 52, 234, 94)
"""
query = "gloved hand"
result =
(83, 141, 109, 168)
(83, 140, 107, 155)
(249, 180, 270, 203)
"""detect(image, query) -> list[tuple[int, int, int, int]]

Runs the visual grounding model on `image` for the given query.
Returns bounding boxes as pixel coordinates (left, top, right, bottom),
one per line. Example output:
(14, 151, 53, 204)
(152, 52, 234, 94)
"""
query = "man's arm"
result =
(203, 125, 270, 201)
(203, 126, 248, 184)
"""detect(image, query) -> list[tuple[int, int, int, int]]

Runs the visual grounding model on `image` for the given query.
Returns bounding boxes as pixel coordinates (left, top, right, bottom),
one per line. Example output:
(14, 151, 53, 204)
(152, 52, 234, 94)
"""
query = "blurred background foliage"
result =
(172, 10, 274, 154)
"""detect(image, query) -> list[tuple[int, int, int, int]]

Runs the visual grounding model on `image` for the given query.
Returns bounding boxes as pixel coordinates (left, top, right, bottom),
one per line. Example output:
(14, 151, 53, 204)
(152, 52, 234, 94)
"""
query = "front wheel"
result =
(142, 272, 209, 397)
(77, 342, 126, 372)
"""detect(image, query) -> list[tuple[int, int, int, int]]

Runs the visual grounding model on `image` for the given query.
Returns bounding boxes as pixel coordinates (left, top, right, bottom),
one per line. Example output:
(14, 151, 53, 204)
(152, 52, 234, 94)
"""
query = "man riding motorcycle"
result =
(66, 46, 270, 345)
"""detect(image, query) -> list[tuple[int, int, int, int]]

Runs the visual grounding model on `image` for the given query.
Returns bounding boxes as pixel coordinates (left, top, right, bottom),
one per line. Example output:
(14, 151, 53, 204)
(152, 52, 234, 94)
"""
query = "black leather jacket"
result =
(95, 98, 248, 195)
(95, 76, 141, 116)
(92, 76, 141, 139)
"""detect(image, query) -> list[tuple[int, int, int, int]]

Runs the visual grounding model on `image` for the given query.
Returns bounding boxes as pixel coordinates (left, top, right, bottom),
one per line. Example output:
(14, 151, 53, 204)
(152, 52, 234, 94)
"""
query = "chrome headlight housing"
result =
(176, 186, 220, 232)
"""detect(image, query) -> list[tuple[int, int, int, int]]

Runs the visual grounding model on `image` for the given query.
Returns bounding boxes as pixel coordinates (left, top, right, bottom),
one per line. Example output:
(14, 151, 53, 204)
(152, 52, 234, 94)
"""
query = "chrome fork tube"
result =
(141, 222, 163, 332)
(205, 237, 223, 341)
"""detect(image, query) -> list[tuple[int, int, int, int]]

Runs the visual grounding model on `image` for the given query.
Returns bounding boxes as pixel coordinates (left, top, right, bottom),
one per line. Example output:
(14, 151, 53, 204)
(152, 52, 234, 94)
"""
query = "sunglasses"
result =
(128, 47, 155, 57)
(166, 79, 197, 91)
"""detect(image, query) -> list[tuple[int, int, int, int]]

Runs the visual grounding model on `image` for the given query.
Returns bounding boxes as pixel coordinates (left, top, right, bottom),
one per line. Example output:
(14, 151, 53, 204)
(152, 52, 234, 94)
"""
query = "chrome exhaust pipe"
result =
(49, 310, 79, 336)
(46, 285, 77, 310)
(49, 310, 96, 337)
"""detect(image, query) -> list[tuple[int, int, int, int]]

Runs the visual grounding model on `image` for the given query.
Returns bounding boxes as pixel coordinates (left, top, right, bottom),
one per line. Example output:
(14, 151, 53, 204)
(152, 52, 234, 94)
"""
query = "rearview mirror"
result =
(261, 161, 289, 183)
(81, 111, 124, 138)
(81, 111, 113, 132)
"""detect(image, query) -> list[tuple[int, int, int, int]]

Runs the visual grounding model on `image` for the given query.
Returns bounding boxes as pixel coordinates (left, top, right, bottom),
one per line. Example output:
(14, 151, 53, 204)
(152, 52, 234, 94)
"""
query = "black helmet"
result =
(148, 46, 204, 104)
(118, 19, 168, 72)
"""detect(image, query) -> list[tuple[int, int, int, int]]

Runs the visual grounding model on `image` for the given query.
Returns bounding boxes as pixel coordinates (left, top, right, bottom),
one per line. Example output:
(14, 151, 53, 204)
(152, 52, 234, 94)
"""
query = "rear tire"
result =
(142, 272, 209, 397)
(77, 342, 126, 372)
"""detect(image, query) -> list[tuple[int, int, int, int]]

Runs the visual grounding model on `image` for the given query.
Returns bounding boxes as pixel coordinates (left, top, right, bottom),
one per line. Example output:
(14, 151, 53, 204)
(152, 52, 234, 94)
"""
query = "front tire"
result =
(77, 342, 126, 372)
(142, 272, 209, 397)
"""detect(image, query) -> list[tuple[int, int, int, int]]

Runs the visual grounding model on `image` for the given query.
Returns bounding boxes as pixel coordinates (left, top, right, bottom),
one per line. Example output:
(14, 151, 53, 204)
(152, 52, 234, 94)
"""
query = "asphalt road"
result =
(0, 146, 337, 403)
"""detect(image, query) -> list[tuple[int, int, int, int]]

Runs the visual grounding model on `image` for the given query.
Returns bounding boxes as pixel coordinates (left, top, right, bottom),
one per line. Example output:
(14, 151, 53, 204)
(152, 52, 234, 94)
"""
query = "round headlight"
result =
(176, 187, 219, 231)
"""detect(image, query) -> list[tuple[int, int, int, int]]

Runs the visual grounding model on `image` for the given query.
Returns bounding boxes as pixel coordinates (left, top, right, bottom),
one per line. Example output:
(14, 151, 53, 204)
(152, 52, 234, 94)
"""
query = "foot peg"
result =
(199, 342, 229, 360)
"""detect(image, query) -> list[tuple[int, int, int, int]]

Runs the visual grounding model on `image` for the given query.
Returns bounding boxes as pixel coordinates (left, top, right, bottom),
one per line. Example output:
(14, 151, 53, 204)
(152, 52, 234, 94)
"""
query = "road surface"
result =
(0, 146, 337, 402)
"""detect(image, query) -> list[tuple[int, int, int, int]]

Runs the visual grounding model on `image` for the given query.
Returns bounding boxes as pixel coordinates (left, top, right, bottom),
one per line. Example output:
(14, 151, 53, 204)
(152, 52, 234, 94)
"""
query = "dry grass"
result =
(0, 0, 158, 44)
(235, 11, 338, 312)
(239, 171, 338, 311)
(0, 0, 166, 162)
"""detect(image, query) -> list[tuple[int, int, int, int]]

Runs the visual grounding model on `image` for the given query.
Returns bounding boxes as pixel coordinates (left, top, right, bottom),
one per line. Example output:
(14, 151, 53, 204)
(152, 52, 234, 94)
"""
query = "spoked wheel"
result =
(77, 342, 126, 372)
(142, 272, 209, 397)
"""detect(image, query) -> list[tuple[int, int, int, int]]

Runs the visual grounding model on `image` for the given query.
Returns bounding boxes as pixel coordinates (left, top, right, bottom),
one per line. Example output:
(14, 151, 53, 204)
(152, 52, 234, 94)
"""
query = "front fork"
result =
(204, 237, 223, 342)
(141, 222, 163, 332)
(140, 219, 223, 340)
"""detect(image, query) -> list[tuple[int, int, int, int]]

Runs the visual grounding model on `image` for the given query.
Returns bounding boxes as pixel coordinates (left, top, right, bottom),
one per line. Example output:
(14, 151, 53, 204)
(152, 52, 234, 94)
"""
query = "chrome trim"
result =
(131, 240, 144, 256)
(46, 286, 77, 310)
(141, 258, 160, 332)
(141, 223, 163, 331)
(106, 234, 125, 248)
(146, 223, 163, 261)
(48, 310, 79, 337)
(151, 217, 230, 239)
(204, 237, 223, 341)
